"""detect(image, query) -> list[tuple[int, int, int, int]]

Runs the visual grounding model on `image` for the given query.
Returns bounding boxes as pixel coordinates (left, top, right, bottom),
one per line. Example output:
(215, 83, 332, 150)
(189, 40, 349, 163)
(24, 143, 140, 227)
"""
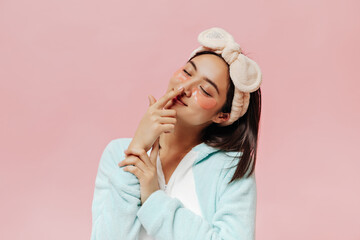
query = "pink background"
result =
(1, 0, 359, 239)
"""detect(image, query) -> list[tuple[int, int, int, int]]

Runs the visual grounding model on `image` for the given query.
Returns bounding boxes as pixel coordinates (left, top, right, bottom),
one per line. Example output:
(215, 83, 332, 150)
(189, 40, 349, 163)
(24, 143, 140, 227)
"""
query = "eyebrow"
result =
(188, 60, 220, 95)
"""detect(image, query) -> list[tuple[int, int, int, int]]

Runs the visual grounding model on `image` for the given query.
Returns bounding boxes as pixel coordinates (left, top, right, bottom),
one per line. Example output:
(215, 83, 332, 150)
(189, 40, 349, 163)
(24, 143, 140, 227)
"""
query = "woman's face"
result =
(166, 53, 230, 126)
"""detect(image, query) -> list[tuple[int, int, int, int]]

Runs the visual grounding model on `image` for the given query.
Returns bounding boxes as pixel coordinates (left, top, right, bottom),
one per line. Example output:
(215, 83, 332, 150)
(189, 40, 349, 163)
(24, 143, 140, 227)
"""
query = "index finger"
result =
(154, 87, 184, 108)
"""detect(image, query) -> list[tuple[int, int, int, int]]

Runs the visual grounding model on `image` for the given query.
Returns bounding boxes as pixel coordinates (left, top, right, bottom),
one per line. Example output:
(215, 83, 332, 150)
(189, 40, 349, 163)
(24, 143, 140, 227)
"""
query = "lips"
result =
(174, 95, 187, 106)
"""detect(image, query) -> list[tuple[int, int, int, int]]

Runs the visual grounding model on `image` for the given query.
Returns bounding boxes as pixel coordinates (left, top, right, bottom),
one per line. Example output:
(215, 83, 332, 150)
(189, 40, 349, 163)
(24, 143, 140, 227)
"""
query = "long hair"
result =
(188, 51, 262, 183)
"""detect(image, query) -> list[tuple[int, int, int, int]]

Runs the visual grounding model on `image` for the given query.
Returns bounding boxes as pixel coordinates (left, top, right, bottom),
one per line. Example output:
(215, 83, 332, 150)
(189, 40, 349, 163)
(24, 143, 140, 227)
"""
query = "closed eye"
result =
(200, 86, 212, 97)
(183, 69, 212, 97)
(183, 69, 191, 76)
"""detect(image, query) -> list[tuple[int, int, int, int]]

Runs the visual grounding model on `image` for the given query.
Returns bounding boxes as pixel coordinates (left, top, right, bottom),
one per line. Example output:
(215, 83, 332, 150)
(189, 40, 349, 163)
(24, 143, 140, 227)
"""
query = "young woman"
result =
(91, 27, 262, 240)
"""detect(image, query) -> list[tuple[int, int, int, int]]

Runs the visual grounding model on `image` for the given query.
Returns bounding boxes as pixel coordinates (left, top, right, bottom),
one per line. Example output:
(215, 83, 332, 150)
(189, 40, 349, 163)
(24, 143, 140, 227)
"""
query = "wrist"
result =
(128, 139, 150, 152)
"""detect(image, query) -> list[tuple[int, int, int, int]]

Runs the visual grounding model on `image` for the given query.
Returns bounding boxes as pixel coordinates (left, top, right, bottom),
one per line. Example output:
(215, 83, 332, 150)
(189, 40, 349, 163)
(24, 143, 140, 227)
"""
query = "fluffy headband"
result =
(189, 27, 262, 126)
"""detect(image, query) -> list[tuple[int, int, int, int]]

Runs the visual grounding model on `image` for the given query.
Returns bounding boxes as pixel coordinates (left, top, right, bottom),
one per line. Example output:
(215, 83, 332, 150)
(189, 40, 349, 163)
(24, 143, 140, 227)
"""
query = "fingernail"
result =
(177, 86, 184, 91)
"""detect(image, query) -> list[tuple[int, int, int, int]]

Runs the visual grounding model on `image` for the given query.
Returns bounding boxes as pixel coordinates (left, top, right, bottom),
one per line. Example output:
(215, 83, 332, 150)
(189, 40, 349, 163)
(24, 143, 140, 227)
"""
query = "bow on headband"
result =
(189, 27, 262, 126)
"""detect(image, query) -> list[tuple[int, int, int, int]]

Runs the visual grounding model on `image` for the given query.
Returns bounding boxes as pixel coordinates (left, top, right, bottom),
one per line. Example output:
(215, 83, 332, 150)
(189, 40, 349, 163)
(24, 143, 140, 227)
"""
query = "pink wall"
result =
(1, 0, 359, 239)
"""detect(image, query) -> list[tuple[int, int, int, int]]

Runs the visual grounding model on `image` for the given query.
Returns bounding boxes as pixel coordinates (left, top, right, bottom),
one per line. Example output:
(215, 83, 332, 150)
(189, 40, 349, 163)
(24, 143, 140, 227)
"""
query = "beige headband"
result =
(189, 27, 262, 126)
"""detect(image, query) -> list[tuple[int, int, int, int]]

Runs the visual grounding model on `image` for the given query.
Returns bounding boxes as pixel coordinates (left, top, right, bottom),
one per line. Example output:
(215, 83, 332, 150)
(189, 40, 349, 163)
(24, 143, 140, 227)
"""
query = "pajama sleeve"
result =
(91, 139, 142, 240)
(136, 158, 257, 240)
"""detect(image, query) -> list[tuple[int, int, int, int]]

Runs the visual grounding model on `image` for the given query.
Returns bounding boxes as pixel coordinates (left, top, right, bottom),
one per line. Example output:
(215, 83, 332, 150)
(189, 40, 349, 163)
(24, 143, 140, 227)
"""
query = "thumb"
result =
(148, 95, 157, 106)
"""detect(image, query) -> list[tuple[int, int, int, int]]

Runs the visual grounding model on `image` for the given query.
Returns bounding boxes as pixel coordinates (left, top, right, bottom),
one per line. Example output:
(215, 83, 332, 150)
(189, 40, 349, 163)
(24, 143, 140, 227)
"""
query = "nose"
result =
(177, 75, 204, 98)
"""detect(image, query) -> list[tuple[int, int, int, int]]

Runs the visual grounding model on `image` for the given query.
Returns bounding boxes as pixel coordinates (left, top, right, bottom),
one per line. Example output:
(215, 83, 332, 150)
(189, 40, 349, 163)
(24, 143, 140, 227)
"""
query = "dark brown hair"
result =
(188, 51, 262, 183)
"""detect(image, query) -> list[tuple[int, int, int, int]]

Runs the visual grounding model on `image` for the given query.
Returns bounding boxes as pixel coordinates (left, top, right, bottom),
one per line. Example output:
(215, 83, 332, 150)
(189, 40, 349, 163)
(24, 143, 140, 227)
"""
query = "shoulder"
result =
(197, 148, 249, 185)
(201, 148, 257, 221)
(206, 149, 243, 170)
(211, 151, 257, 239)
(216, 150, 256, 206)
(98, 138, 133, 167)
(213, 149, 255, 187)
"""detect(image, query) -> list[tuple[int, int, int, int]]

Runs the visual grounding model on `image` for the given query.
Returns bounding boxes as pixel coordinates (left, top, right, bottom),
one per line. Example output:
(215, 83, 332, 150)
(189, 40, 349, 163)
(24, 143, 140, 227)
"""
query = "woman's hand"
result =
(118, 138, 160, 205)
(128, 87, 184, 152)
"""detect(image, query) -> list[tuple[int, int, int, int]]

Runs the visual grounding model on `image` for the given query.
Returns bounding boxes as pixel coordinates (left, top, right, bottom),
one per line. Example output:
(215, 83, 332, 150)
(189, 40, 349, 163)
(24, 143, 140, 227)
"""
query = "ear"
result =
(212, 112, 230, 124)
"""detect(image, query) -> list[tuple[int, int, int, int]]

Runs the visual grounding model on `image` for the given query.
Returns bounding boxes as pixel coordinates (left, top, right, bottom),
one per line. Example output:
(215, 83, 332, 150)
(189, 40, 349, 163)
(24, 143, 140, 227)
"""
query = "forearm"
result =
(91, 182, 142, 240)
(91, 139, 143, 240)
(127, 139, 147, 151)
(127, 137, 155, 153)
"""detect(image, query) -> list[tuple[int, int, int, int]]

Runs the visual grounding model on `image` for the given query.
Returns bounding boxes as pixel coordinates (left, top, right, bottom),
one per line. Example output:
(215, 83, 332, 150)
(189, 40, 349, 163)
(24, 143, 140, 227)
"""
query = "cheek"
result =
(173, 67, 191, 82)
(193, 89, 217, 110)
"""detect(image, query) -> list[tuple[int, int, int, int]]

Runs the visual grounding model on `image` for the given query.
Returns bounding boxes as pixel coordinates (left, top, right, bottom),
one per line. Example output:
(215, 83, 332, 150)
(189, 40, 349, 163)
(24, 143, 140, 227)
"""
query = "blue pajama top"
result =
(91, 138, 257, 240)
